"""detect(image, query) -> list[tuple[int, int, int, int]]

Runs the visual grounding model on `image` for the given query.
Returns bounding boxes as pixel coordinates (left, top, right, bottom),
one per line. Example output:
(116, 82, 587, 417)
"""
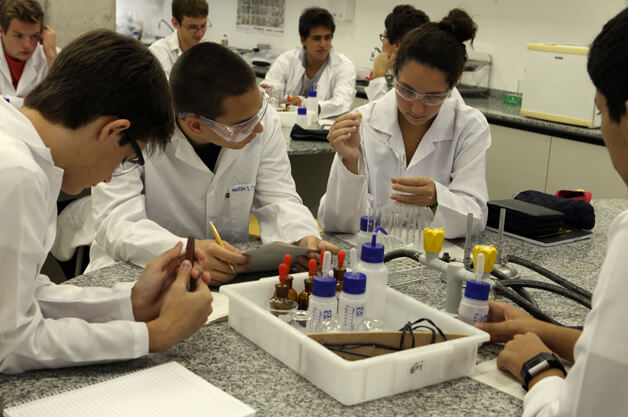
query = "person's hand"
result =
(496, 332, 564, 388)
(260, 83, 271, 89)
(287, 95, 302, 107)
(390, 177, 437, 207)
(327, 112, 362, 173)
(474, 300, 542, 343)
(40, 25, 57, 67)
(131, 242, 210, 322)
(372, 51, 393, 79)
(294, 236, 340, 271)
(196, 239, 250, 285)
(146, 259, 214, 353)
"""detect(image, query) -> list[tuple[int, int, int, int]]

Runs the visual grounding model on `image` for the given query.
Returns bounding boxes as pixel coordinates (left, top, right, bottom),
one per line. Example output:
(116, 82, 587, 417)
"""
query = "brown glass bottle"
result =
(284, 275, 298, 302)
(269, 284, 297, 317)
(297, 278, 313, 310)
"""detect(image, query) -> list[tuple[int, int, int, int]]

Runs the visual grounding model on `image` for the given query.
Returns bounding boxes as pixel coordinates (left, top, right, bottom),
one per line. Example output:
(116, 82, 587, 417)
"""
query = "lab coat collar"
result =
(1, 100, 63, 175)
(165, 31, 181, 55)
(367, 89, 400, 139)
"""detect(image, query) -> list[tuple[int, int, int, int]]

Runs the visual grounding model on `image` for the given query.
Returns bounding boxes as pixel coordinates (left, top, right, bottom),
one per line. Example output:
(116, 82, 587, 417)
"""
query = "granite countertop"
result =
(2, 200, 625, 416)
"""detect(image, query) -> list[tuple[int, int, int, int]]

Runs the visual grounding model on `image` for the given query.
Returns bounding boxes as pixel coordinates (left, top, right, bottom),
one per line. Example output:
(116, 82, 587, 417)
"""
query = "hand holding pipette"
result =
(326, 112, 362, 174)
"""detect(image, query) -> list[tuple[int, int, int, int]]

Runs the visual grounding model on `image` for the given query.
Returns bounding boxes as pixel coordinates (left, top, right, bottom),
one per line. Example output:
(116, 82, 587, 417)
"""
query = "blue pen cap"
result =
(312, 275, 337, 298)
(464, 280, 490, 301)
(342, 271, 366, 295)
(308, 89, 317, 98)
(297, 107, 307, 115)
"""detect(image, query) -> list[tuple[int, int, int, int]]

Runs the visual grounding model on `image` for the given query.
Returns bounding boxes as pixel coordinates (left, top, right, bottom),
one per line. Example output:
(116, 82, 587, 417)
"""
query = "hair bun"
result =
(438, 8, 477, 43)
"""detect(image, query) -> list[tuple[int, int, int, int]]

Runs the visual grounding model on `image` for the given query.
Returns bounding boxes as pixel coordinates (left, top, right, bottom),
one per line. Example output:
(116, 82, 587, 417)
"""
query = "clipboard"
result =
(244, 242, 315, 273)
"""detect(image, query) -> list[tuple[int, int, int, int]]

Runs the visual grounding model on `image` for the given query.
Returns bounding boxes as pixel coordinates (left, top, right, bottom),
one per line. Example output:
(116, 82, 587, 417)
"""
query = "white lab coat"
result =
(0, 41, 49, 109)
(364, 75, 466, 105)
(318, 89, 490, 239)
(262, 48, 356, 119)
(149, 31, 181, 78)
(87, 106, 320, 272)
(0, 100, 148, 374)
(522, 209, 628, 416)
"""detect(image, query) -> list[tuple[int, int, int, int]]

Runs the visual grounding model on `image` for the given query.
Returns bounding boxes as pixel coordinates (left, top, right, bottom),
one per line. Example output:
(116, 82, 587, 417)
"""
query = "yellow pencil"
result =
(209, 221, 236, 273)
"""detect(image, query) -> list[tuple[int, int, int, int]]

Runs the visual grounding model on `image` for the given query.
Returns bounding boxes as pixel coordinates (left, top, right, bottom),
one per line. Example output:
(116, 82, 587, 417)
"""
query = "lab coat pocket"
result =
(228, 183, 256, 241)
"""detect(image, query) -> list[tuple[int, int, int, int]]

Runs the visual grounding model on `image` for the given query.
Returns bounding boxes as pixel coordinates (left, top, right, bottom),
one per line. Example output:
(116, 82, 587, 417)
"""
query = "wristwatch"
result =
(520, 352, 567, 391)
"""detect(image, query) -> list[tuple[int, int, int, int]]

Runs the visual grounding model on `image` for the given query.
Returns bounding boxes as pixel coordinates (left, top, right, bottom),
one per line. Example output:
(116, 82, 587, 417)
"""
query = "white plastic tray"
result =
(221, 272, 489, 405)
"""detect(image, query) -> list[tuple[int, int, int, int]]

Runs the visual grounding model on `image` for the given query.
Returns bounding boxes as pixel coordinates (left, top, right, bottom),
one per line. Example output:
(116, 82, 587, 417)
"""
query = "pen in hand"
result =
(209, 221, 237, 274)
(185, 235, 196, 292)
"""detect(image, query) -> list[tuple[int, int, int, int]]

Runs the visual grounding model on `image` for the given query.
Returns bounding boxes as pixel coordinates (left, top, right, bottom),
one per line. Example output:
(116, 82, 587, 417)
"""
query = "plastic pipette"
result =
(475, 253, 485, 282)
(279, 263, 288, 285)
(308, 258, 317, 278)
(284, 254, 292, 270)
(350, 248, 358, 272)
(322, 251, 332, 276)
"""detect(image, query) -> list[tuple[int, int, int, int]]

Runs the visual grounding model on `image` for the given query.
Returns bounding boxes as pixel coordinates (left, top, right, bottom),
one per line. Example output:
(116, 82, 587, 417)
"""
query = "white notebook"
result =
(4, 362, 255, 417)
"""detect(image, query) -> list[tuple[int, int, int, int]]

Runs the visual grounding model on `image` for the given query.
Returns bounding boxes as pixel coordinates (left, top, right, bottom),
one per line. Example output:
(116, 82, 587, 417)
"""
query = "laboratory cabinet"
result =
(486, 125, 628, 200)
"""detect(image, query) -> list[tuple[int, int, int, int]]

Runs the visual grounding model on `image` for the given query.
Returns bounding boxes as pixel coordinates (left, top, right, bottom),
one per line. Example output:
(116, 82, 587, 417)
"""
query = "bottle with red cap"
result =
(298, 258, 316, 310)
(283, 254, 298, 302)
(333, 250, 346, 299)
(268, 263, 298, 322)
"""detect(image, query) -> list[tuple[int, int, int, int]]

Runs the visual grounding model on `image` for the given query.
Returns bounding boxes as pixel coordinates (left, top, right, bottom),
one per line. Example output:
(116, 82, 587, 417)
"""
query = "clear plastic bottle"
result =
(359, 227, 388, 323)
(304, 89, 318, 128)
(296, 107, 307, 127)
(221, 33, 229, 46)
(307, 275, 338, 332)
(458, 280, 490, 325)
(338, 271, 367, 331)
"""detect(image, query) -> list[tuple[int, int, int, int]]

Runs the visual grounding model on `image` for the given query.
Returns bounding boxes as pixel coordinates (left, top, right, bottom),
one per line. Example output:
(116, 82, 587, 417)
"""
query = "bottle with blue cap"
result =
(307, 274, 338, 332)
(458, 253, 491, 325)
(304, 84, 319, 128)
(358, 226, 389, 323)
(356, 215, 377, 261)
(296, 107, 307, 127)
(339, 248, 367, 331)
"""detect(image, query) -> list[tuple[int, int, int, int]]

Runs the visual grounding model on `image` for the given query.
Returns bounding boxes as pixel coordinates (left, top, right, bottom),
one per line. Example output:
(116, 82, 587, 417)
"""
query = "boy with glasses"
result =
(0, 30, 214, 374)
(0, 0, 58, 108)
(261, 7, 356, 119)
(149, 0, 209, 77)
(87, 42, 338, 284)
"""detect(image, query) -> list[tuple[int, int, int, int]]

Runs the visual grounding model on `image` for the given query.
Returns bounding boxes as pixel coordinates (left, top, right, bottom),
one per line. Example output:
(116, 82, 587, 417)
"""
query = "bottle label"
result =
(308, 306, 335, 332)
(341, 304, 365, 331)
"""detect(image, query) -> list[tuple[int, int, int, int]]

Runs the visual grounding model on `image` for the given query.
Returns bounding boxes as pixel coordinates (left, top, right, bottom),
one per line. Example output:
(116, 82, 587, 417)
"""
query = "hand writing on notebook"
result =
(196, 239, 250, 285)
(132, 242, 214, 352)
(294, 235, 340, 271)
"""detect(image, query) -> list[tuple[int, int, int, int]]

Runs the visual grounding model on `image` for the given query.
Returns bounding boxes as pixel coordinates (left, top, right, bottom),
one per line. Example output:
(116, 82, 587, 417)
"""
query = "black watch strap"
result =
(520, 352, 567, 391)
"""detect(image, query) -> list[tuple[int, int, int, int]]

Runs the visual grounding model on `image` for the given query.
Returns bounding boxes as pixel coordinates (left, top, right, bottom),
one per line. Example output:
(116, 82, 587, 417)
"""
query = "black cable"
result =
(499, 280, 591, 309)
(507, 255, 592, 301)
(491, 281, 562, 325)
(384, 249, 421, 263)
(491, 267, 538, 309)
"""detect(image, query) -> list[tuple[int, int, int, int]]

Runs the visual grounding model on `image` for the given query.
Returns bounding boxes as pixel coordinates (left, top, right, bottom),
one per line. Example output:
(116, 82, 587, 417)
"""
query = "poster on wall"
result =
(236, 0, 285, 35)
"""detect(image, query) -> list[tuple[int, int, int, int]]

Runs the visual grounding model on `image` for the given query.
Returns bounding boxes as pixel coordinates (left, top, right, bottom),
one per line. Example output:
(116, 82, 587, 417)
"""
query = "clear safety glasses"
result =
(112, 130, 145, 177)
(394, 82, 451, 106)
(179, 89, 268, 143)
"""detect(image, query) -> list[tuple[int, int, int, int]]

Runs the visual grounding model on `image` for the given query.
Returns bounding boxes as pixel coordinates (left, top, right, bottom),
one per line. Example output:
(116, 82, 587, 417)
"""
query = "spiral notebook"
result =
(3, 362, 255, 417)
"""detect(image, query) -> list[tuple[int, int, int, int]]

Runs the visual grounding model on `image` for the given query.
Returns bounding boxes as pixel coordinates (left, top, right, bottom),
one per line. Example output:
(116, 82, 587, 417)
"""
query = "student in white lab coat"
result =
(0, 0, 57, 108)
(365, 5, 464, 104)
(0, 30, 213, 374)
(87, 42, 338, 284)
(261, 7, 356, 119)
(478, 9, 628, 415)
(149, 0, 208, 78)
(319, 9, 490, 239)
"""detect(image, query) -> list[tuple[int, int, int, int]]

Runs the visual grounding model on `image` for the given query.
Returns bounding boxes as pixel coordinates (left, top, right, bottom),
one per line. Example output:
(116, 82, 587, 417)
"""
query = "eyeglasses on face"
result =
(394, 82, 450, 106)
(182, 19, 211, 32)
(112, 130, 145, 177)
(379, 33, 387, 42)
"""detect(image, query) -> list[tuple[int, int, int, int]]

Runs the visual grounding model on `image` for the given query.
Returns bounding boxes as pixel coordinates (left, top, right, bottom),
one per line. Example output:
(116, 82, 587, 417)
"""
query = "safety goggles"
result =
(394, 81, 450, 106)
(179, 89, 268, 143)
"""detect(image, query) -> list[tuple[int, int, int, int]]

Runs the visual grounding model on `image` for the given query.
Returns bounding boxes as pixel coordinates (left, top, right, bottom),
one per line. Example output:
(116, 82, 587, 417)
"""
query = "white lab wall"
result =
(44, 0, 115, 47)
(114, 0, 627, 92)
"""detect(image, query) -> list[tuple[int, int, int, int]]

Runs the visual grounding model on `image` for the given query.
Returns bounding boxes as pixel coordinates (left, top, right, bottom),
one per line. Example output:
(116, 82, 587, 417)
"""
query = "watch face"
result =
(520, 352, 566, 391)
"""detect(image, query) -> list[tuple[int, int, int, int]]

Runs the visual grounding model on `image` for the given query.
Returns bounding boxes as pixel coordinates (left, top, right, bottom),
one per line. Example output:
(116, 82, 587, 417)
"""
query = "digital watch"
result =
(520, 352, 567, 391)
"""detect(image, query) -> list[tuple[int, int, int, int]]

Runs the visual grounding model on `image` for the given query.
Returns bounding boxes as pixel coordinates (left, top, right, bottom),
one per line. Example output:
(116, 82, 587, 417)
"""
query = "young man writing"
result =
(0, 30, 213, 374)
(88, 42, 338, 284)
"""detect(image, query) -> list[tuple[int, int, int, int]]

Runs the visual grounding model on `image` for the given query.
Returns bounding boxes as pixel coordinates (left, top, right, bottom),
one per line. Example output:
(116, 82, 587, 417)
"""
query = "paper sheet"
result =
(4, 362, 255, 417)
(205, 291, 228, 325)
(471, 359, 526, 400)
